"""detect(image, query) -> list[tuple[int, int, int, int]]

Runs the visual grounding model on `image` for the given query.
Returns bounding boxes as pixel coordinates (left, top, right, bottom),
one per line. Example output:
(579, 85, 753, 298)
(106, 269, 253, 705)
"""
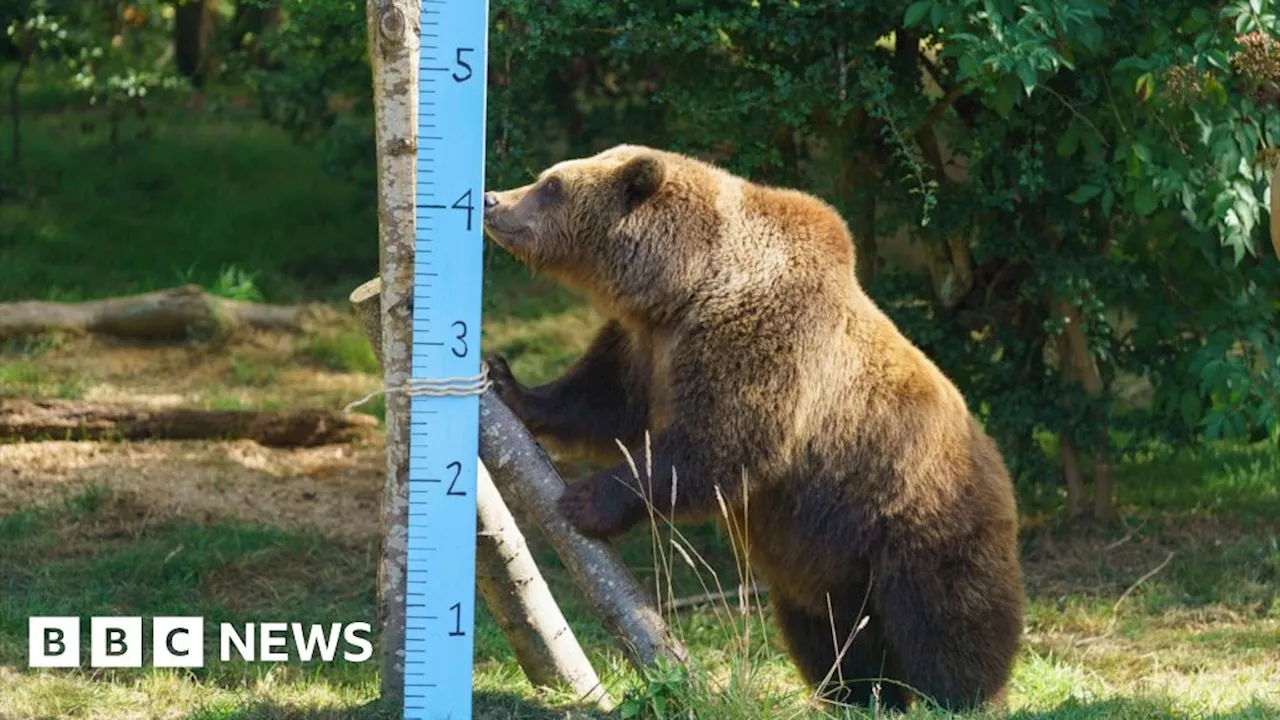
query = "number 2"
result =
(446, 461, 465, 496)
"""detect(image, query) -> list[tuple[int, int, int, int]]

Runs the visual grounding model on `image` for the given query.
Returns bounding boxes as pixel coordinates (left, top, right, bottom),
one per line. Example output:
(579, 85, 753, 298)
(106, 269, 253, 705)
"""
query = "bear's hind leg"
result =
(876, 551, 1022, 712)
(771, 594, 910, 712)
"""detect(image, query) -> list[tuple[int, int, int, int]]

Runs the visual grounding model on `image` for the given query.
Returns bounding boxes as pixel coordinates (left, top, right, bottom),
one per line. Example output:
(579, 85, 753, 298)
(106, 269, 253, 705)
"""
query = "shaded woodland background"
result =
(1, 1, 1279, 718)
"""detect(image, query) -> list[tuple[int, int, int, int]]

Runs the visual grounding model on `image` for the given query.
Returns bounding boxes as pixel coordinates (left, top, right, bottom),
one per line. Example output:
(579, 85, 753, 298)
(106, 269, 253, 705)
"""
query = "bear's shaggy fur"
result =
(480, 144, 1025, 712)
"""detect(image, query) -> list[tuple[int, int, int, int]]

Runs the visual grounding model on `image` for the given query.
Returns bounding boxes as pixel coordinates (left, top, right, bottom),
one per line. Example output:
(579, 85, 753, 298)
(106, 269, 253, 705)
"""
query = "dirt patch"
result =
(0, 438, 385, 545)
(1, 328, 381, 412)
(0, 325, 391, 543)
(1021, 513, 1279, 603)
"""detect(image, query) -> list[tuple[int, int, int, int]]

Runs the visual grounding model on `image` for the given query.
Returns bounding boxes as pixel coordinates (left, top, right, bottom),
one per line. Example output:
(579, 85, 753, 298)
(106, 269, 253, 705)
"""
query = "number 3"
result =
(451, 321, 467, 357)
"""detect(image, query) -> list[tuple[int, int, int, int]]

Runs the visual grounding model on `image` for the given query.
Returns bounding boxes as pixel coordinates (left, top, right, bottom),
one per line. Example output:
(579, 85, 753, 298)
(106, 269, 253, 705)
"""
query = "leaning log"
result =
(0, 398, 377, 447)
(350, 278, 612, 710)
(0, 284, 324, 341)
(478, 390, 690, 671)
(474, 461, 612, 708)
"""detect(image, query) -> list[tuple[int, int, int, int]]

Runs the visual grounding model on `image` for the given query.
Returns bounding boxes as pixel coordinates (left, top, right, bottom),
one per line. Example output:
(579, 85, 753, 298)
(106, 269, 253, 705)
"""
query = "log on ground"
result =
(0, 284, 327, 341)
(0, 398, 377, 447)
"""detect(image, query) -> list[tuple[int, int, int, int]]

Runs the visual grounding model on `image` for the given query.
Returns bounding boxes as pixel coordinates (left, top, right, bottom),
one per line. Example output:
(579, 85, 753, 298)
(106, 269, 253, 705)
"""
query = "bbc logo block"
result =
(28, 617, 80, 668)
(153, 616, 204, 667)
(28, 616, 372, 668)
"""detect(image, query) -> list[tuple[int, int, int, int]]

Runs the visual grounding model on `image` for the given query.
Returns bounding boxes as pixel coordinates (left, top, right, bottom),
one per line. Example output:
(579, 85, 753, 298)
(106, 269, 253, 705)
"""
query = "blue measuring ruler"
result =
(406, 0, 489, 717)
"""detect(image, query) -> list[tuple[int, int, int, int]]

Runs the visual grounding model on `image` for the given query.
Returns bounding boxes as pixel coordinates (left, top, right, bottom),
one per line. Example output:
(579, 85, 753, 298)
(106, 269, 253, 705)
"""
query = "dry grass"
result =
(0, 439, 384, 546)
(0, 323, 383, 413)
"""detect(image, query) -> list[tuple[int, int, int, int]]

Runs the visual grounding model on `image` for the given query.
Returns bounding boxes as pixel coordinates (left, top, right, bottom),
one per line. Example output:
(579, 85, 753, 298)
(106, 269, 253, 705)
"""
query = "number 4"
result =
(452, 189, 474, 231)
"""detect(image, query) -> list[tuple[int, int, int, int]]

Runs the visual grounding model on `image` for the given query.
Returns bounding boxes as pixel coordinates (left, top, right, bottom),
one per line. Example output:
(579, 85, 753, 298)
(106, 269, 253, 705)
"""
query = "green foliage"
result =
(242, 0, 375, 190)
(299, 327, 379, 375)
(207, 264, 263, 301)
(7, 0, 186, 132)
(0, 110, 377, 303)
(234, 1, 1280, 501)
(619, 659, 692, 719)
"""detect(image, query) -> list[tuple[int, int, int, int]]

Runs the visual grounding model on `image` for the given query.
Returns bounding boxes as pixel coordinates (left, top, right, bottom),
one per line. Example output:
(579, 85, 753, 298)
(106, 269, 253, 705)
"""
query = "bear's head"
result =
(482, 144, 717, 321)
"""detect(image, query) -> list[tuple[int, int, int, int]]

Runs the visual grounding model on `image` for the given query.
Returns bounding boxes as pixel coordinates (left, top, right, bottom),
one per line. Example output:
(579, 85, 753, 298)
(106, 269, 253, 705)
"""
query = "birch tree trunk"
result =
(364, 0, 417, 702)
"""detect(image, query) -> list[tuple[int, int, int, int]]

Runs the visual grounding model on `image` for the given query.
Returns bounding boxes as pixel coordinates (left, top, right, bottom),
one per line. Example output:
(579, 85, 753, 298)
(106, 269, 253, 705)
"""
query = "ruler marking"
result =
(404, 0, 487, 715)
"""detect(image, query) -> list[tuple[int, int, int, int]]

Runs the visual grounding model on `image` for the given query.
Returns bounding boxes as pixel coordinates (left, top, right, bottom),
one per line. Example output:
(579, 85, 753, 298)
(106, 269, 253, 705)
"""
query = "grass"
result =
(0, 72, 376, 306)
(2, 74, 1279, 719)
(1, 441, 1278, 719)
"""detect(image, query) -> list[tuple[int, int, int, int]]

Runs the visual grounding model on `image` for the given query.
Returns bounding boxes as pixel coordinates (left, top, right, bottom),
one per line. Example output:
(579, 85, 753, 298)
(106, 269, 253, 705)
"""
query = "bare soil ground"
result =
(0, 438, 385, 546)
(1, 328, 388, 545)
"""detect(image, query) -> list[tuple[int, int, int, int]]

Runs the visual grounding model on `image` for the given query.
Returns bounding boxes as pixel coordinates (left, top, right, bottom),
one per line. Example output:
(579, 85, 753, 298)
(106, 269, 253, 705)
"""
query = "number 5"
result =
(452, 48, 474, 83)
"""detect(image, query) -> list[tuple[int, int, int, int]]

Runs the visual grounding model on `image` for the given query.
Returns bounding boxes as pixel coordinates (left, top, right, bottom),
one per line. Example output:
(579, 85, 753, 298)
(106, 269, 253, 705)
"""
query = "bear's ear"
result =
(617, 154, 665, 211)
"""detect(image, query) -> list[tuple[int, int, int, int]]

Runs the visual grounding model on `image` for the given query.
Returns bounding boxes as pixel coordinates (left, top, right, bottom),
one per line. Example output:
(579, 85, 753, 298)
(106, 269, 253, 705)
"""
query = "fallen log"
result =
(667, 584, 767, 614)
(0, 398, 376, 447)
(350, 278, 613, 710)
(0, 284, 326, 341)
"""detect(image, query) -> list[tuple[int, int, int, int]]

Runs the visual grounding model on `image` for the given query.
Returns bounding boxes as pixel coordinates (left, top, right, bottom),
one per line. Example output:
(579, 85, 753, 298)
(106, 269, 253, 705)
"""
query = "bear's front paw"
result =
(485, 353, 526, 410)
(558, 473, 643, 540)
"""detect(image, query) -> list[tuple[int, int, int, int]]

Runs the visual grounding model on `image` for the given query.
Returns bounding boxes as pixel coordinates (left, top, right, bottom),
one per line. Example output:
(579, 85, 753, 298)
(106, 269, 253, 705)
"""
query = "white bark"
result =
(364, 0, 417, 701)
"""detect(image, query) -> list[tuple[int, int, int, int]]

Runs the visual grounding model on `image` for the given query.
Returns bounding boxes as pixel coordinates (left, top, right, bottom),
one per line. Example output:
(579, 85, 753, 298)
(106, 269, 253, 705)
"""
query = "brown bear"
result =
(480, 144, 1025, 712)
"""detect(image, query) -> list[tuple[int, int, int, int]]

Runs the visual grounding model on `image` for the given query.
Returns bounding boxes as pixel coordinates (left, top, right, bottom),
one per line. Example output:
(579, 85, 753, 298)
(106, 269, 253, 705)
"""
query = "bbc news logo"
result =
(29, 617, 373, 668)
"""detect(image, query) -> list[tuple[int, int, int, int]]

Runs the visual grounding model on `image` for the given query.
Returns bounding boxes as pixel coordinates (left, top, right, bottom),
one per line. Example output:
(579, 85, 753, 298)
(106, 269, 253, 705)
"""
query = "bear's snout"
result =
(483, 192, 500, 211)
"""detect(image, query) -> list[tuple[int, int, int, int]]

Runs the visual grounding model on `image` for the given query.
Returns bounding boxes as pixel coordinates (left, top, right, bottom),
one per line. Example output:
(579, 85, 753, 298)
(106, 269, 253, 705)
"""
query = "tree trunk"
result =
(0, 285, 324, 341)
(9, 53, 25, 167)
(1058, 299, 1117, 523)
(364, 0, 418, 701)
(848, 154, 879, 287)
(350, 278, 612, 711)
(473, 464, 611, 708)
(1092, 442, 1116, 523)
(1270, 159, 1280, 261)
(1059, 432, 1085, 518)
(915, 122, 975, 309)
(230, 0, 282, 66)
(174, 0, 219, 84)
(0, 398, 377, 447)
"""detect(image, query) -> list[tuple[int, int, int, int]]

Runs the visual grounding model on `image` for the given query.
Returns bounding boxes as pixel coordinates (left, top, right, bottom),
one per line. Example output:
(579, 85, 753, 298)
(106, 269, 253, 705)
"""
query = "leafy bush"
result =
(5, 0, 186, 157)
